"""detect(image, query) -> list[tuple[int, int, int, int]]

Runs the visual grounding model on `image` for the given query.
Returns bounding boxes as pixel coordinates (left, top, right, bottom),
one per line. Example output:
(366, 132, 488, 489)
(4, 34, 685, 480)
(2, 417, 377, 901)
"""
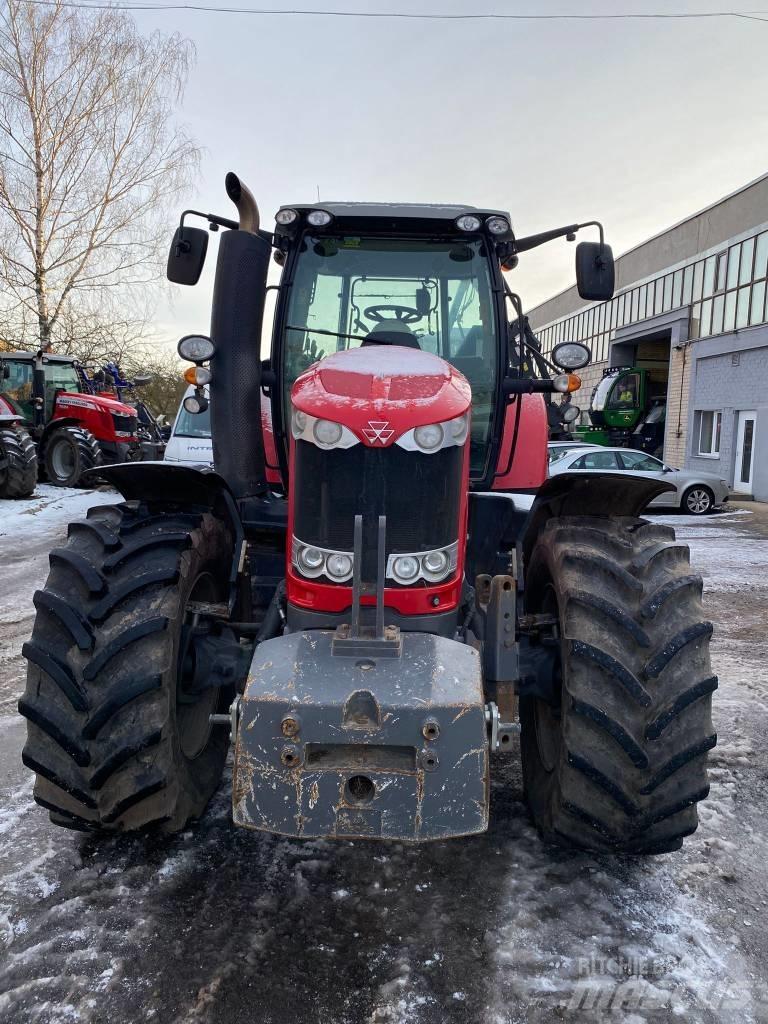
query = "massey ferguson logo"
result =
(362, 420, 393, 445)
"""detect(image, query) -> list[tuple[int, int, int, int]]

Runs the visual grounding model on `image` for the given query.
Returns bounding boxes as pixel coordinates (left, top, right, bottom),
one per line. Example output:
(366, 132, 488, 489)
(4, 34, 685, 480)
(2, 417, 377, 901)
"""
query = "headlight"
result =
(562, 405, 580, 424)
(391, 555, 420, 583)
(276, 208, 299, 226)
(291, 408, 308, 438)
(326, 553, 353, 580)
(299, 546, 324, 572)
(455, 214, 482, 232)
(313, 418, 343, 447)
(423, 550, 448, 575)
(552, 341, 592, 371)
(177, 334, 215, 362)
(486, 216, 510, 235)
(413, 423, 444, 451)
(183, 393, 208, 414)
(292, 537, 354, 582)
(307, 209, 333, 227)
(386, 542, 458, 585)
(449, 414, 469, 444)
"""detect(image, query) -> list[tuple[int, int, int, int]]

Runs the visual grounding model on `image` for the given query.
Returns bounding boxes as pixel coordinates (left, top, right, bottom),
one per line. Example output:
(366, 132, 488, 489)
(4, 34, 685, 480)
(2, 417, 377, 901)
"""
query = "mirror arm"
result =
(513, 219, 605, 254)
(179, 208, 239, 236)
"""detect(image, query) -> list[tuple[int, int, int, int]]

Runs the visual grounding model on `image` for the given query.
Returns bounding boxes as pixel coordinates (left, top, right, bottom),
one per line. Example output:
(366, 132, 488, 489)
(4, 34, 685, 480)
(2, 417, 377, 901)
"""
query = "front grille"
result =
(112, 413, 137, 436)
(293, 440, 463, 582)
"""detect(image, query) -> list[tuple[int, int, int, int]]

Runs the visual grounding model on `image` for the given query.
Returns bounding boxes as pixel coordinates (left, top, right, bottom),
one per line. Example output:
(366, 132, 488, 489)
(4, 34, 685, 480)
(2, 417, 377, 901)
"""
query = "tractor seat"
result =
(361, 320, 421, 349)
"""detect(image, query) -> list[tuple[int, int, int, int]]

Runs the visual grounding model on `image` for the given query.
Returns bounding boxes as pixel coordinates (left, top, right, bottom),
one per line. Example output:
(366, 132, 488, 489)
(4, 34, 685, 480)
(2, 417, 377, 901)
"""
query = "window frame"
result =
(697, 410, 722, 458)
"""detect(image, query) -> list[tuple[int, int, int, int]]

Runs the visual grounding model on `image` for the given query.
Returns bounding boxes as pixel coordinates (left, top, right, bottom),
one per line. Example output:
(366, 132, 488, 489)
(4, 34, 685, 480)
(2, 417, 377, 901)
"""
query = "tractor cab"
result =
(269, 203, 512, 487)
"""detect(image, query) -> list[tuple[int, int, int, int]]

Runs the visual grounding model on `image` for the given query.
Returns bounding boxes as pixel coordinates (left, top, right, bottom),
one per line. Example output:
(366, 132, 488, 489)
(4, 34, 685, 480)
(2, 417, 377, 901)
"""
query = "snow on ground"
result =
(0, 492, 766, 1022)
(0, 485, 120, 710)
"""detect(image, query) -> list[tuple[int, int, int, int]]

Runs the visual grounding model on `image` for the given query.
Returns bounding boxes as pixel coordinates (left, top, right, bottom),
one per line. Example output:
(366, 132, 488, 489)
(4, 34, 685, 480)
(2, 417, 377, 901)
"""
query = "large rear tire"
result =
(0, 425, 37, 498)
(43, 426, 102, 487)
(19, 503, 234, 833)
(520, 516, 716, 854)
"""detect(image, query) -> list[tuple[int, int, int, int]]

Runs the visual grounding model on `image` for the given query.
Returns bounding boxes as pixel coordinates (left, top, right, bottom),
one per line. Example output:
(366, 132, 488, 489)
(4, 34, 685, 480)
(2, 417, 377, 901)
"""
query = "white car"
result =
(164, 385, 212, 466)
(548, 446, 730, 515)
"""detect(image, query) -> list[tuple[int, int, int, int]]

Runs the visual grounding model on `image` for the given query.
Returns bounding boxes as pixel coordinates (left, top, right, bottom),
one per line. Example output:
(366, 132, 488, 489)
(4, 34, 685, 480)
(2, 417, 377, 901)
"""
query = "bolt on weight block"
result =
(232, 630, 488, 841)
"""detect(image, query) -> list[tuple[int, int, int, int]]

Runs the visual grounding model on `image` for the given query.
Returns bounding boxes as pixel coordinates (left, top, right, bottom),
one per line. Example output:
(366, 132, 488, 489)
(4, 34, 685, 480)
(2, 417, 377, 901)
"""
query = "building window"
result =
(697, 411, 722, 456)
(715, 251, 727, 292)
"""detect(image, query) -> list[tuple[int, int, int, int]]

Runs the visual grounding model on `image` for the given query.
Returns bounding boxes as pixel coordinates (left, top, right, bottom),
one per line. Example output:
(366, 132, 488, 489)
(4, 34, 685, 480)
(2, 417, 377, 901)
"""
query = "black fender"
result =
(0, 414, 24, 426)
(85, 461, 248, 614)
(41, 416, 84, 443)
(518, 471, 675, 581)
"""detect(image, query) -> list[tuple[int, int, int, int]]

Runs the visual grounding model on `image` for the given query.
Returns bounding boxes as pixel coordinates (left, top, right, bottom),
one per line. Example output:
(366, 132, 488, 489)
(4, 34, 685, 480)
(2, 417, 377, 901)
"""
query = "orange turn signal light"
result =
(553, 373, 581, 394)
(183, 365, 211, 386)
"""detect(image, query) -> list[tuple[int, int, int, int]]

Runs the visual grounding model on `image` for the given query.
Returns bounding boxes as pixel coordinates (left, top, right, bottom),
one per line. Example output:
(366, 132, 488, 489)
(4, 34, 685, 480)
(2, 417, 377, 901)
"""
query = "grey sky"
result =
(133, 0, 768, 346)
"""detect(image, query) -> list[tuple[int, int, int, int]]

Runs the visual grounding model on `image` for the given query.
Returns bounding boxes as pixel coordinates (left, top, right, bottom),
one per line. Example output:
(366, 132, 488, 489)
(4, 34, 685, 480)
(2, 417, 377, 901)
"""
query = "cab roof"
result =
(0, 350, 76, 364)
(274, 201, 513, 238)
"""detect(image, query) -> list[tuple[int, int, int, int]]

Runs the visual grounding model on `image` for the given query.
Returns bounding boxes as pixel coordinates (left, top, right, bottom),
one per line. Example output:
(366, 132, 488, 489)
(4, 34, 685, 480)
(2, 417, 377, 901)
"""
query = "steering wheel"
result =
(364, 304, 422, 324)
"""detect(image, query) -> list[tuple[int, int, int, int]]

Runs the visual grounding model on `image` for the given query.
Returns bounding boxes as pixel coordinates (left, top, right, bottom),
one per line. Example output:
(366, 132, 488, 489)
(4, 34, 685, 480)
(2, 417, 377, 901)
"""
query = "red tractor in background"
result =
(20, 176, 716, 856)
(0, 349, 146, 498)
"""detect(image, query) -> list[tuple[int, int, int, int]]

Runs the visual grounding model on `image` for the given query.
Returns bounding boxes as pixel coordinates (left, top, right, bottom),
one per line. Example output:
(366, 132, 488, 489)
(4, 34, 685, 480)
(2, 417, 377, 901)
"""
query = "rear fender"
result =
(0, 414, 23, 426)
(518, 471, 675, 581)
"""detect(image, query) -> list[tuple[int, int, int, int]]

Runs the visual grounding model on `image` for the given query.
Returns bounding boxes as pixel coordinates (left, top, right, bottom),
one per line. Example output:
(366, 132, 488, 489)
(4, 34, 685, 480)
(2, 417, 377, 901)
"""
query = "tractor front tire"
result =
(521, 516, 716, 855)
(44, 426, 102, 487)
(0, 425, 37, 498)
(20, 504, 234, 833)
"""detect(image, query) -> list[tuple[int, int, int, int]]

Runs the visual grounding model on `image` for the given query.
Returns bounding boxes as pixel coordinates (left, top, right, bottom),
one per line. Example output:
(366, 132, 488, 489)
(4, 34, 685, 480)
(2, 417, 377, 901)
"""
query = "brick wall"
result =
(664, 345, 691, 467)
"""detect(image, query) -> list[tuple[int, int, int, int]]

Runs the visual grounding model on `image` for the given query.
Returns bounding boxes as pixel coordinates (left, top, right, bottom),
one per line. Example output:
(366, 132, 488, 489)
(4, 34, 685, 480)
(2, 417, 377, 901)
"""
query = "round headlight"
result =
(455, 214, 482, 232)
(449, 414, 469, 444)
(486, 216, 510, 235)
(392, 555, 419, 583)
(414, 423, 444, 451)
(423, 550, 449, 576)
(552, 341, 592, 371)
(313, 419, 343, 446)
(183, 394, 208, 415)
(275, 208, 299, 226)
(177, 335, 215, 363)
(326, 552, 352, 579)
(299, 546, 324, 571)
(291, 408, 307, 438)
(307, 209, 333, 227)
(562, 405, 581, 424)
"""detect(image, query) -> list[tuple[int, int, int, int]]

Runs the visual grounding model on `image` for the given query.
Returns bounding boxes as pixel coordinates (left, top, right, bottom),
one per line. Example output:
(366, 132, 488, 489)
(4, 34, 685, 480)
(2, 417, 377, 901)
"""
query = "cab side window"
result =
(3, 361, 33, 403)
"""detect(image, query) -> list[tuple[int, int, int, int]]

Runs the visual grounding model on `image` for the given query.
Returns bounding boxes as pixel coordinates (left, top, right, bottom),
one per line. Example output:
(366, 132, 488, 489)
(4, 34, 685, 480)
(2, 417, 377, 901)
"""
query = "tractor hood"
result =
(55, 392, 136, 418)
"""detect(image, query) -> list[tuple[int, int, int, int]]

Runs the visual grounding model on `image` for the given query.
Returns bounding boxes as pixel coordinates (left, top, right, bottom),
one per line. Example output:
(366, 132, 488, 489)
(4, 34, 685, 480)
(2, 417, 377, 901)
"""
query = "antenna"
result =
(316, 184, 320, 202)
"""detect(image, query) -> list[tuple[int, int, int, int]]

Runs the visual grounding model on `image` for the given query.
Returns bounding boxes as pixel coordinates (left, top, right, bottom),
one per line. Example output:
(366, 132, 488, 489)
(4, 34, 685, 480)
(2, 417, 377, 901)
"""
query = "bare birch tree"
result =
(0, 0, 199, 354)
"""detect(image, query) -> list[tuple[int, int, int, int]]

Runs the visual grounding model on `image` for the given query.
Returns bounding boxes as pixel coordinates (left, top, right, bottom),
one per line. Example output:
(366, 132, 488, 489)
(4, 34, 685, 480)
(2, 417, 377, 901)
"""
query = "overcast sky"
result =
(134, 0, 768, 345)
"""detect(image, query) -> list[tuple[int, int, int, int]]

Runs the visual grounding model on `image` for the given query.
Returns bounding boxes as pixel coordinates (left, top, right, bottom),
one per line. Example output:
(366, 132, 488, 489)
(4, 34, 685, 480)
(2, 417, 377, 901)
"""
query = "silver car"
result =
(548, 446, 730, 514)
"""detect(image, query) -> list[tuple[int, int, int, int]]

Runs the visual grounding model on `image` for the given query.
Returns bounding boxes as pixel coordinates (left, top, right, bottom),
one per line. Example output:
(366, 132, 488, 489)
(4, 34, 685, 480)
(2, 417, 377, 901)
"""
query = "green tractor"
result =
(571, 365, 667, 457)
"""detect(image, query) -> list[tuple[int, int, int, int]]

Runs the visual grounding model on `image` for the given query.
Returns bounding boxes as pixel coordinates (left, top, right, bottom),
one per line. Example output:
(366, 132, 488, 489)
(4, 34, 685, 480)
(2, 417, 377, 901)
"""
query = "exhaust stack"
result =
(225, 172, 260, 234)
(209, 173, 269, 499)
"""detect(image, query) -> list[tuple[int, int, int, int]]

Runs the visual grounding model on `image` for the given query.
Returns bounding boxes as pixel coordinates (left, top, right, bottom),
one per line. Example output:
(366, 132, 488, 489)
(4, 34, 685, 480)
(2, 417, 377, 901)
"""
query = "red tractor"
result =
(20, 176, 716, 854)
(0, 349, 145, 497)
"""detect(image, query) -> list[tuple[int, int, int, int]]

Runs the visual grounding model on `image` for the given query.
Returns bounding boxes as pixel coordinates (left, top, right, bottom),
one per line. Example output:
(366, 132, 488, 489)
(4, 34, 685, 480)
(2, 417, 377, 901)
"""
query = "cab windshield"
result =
(282, 235, 499, 474)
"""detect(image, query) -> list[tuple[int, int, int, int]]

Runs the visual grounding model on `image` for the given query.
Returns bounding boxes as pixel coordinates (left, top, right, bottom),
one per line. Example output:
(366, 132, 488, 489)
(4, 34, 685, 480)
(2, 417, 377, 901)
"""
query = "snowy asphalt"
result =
(0, 487, 767, 1023)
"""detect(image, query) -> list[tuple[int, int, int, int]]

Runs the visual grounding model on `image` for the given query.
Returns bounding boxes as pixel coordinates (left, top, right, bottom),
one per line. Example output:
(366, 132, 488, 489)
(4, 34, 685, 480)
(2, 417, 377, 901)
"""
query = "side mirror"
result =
(576, 241, 615, 301)
(415, 287, 431, 316)
(167, 226, 209, 286)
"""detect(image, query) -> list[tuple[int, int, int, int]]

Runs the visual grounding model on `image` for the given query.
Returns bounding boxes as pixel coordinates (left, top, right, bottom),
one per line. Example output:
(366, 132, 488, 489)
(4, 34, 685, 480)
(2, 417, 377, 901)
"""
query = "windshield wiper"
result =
(286, 324, 369, 345)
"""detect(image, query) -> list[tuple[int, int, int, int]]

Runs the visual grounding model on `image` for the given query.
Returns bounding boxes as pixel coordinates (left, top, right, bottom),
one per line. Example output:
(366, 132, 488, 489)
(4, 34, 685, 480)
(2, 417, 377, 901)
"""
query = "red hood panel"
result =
(55, 392, 136, 417)
(293, 346, 471, 444)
